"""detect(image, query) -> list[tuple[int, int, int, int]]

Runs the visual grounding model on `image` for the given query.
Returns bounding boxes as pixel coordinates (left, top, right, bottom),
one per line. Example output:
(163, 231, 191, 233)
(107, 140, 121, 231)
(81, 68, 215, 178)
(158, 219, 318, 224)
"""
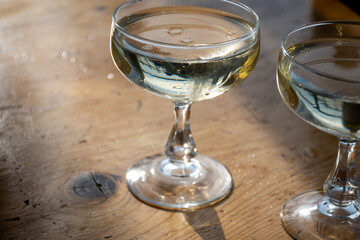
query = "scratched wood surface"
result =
(0, 0, 359, 239)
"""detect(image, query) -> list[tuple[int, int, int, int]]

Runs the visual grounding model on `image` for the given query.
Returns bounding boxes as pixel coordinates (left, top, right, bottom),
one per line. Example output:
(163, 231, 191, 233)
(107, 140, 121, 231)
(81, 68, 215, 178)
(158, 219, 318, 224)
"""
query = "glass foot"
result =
(126, 154, 233, 210)
(281, 190, 360, 240)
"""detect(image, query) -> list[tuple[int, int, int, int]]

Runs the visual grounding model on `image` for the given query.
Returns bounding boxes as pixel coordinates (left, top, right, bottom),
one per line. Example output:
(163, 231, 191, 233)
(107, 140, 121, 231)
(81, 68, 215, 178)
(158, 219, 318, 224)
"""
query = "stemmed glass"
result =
(110, 0, 259, 210)
(277, 21, 360, 239)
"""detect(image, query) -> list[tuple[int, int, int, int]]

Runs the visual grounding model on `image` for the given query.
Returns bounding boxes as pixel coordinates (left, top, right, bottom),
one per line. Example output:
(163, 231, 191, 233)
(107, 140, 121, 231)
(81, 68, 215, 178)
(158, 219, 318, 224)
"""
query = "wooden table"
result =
(0, 0, 359, 239)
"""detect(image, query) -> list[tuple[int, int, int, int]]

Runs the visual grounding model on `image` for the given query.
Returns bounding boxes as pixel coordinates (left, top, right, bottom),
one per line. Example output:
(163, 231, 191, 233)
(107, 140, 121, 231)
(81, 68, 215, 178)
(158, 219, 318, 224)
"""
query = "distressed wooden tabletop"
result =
(0, 0, 359, 239)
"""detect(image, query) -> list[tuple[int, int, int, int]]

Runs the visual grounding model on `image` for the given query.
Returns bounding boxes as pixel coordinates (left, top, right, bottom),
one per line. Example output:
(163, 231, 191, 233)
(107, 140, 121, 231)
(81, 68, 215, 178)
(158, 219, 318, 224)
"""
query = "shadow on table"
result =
(183, 207, 226, 240)
(0, 154, 19, 240)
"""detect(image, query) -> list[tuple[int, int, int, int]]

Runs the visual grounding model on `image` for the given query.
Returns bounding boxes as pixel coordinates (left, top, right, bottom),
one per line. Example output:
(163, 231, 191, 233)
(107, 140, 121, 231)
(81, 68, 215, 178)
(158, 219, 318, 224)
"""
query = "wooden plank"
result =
(0, 0, 358, 239)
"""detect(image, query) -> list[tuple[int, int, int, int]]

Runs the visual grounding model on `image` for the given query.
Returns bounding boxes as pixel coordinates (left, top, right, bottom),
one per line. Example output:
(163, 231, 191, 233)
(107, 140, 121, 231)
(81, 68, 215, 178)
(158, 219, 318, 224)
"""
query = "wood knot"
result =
(71, 172, 120, 200)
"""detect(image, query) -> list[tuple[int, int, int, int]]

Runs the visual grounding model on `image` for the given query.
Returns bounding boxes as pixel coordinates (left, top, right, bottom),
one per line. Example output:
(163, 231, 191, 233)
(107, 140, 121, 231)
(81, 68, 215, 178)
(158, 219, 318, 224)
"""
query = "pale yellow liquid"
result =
(111, 6, 259, 102)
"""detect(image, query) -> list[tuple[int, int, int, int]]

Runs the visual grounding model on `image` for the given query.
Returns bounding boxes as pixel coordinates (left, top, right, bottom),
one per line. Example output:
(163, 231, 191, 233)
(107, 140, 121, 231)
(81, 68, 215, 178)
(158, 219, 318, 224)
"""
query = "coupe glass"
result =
(277, 21, 360, 239)
(110, 0, 260, 210)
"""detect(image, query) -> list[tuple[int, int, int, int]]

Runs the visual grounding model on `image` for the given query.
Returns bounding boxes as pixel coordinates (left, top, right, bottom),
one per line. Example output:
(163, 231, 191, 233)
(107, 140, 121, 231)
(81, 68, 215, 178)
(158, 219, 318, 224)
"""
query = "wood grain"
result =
(0, 0, 359, 239)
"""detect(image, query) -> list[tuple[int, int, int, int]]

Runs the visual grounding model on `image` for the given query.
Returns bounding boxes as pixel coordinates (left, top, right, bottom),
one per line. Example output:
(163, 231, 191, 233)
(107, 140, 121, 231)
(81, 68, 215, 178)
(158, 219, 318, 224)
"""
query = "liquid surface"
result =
(277, 39, 360, 139)
(111, 6, 259, 102)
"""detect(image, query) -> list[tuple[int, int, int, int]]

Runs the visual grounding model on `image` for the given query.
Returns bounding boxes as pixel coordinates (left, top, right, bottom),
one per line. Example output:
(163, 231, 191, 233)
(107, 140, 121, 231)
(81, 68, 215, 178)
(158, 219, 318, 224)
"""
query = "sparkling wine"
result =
(277, 39, 360, 138)
(111, 6, 259, 102)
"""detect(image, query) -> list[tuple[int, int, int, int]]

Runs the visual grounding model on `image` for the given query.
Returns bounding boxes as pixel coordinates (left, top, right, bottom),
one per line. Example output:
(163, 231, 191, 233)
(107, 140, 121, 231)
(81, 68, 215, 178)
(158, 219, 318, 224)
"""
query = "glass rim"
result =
(112, 0, 260, 50)
(281, 20, 360, 84)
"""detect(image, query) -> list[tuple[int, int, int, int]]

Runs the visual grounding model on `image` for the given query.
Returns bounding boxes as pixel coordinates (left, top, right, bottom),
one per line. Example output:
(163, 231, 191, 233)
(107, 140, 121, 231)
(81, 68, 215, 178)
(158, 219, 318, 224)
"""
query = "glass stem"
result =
(164, 102, 198, 164)
(323, 139, 360, 206)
